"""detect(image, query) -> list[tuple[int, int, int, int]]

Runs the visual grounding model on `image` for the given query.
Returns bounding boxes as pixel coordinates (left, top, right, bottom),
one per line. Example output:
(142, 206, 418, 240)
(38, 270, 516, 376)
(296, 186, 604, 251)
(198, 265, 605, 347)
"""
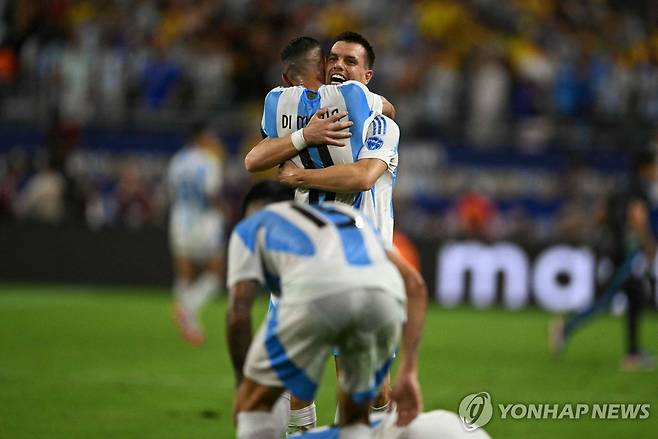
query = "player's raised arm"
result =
(386, 248, 427, 427)
(244, 108, 353, 173)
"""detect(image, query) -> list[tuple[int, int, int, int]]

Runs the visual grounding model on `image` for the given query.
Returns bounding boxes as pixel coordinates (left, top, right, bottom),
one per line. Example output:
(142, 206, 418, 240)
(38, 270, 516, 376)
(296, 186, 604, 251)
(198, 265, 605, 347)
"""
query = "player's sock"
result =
(369, 401, 390, 423)
(188, 272, 221, 315)
(237, 411, 280, 439)
(287, 403, 316, 433)
(271, 392, 290, 435)
(173, 278, 189, 304)
(339, 423, 371, 438)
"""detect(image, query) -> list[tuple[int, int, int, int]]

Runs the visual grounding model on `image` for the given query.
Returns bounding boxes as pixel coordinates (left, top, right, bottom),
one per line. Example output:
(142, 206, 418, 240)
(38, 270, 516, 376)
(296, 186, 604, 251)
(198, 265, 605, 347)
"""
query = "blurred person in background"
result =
(550, 149, 657, 370)
(16, 152, 65, 224)
(167, 121, 226, 346)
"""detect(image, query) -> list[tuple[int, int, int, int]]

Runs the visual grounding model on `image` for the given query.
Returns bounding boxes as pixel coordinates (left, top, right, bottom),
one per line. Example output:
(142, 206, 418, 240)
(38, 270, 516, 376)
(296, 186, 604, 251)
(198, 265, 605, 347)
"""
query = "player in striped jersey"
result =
(167, 122, 226, 345)
(227, 181, 426, 439)
(246, 34, 400, 432)
(245, 33, 399, 244)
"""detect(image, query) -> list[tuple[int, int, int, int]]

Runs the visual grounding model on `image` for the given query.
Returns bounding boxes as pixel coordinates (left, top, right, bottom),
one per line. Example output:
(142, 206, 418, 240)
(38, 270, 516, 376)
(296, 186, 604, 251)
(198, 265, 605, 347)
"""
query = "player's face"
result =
(326, 41, 373, 85)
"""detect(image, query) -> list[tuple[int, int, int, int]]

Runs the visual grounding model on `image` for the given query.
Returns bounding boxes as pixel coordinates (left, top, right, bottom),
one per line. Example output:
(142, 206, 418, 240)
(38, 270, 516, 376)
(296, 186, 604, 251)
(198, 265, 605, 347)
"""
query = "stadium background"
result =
(1, 1, 657, 438)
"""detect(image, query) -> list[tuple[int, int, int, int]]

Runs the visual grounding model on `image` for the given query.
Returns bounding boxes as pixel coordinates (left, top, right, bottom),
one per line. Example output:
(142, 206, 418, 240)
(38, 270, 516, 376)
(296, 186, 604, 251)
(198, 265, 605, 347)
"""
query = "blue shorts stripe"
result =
(265, 304, 317, 401)
(350, 354, 396, 404)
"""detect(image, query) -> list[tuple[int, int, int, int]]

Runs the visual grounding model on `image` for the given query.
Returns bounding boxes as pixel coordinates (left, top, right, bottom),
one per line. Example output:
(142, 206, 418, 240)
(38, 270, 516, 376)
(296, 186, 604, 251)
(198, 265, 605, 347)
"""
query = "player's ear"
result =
(364, 69, 373, 84)
(282, 73, 293, 87)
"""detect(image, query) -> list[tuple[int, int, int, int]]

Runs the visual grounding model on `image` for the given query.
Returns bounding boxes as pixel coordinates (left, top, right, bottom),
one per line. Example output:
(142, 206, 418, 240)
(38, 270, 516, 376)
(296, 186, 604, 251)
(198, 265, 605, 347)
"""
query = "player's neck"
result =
(295, 77, 322, 91)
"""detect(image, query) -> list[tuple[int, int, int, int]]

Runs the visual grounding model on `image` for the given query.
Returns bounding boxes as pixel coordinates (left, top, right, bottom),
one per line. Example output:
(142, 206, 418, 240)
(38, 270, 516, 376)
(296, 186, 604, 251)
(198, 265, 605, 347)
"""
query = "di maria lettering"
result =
(281, 108, 341, 130)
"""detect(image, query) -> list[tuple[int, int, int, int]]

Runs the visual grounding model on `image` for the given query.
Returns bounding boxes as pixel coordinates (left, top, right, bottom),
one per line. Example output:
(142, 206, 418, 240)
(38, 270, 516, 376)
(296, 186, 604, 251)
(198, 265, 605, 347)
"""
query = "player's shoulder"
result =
(169, 146, 192, 166)
(370, 113, 399, 137)
(340, 80, 371, 93)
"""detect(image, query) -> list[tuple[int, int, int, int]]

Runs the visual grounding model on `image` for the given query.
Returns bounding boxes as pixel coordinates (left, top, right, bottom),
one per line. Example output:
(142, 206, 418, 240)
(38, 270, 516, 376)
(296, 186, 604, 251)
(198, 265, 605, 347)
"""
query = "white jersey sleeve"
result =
(227, 221, 265, 289)
(358, 114, 399, 173)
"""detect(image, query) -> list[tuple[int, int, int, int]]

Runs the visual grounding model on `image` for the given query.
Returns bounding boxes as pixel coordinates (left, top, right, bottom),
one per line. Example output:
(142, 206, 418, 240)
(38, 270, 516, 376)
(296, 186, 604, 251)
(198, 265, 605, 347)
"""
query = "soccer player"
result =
(167, 122, 226, 346)
(227, 181, 427, 439)
(246, 33, 401, 430)
(245, 32, 399, 243)
(550, 149, 656, 370)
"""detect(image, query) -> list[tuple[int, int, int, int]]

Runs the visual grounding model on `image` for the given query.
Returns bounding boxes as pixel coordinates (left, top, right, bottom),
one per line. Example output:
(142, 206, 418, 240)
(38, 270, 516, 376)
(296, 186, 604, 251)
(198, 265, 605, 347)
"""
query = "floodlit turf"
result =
(0, 284, 656, 438)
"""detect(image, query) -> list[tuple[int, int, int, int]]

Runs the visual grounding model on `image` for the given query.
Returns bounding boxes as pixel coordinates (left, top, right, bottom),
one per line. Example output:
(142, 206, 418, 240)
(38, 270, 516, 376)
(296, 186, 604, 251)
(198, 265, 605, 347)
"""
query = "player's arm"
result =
(628, 198, 657, 261)
(278, 158, 386, 192)
(381, 96, 396, 119)
(386, 248, 427, 426)
(244, 109, 353, 173)
(226, 279, 260, 385)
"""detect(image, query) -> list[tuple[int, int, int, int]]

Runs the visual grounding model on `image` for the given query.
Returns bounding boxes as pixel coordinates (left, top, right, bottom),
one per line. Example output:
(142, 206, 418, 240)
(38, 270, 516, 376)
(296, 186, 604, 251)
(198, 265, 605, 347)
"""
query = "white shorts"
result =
(245, 289, 404, 402)
(169, 211, 225, 262)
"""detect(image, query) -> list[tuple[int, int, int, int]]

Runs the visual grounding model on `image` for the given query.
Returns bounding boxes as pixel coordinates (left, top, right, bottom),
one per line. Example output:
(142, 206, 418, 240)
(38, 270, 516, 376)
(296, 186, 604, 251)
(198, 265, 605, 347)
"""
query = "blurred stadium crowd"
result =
(1, 0, 658, 243)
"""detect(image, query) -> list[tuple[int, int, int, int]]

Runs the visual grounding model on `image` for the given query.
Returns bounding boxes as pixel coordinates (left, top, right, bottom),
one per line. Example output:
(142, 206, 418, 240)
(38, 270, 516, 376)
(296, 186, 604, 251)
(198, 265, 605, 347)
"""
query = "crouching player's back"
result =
(227, 182, 426, 439)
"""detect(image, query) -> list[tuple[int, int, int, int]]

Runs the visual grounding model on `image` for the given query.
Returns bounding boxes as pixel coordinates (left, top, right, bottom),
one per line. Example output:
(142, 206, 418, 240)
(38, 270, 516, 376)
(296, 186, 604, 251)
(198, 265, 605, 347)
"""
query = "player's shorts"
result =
(169, 211, 224, 262)
(244, 288, 405, 403)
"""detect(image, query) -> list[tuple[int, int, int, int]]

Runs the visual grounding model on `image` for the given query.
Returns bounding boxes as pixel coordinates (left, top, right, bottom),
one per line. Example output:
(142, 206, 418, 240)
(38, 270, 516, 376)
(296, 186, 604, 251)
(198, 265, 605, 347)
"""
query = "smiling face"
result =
(325, 40, 373, 85)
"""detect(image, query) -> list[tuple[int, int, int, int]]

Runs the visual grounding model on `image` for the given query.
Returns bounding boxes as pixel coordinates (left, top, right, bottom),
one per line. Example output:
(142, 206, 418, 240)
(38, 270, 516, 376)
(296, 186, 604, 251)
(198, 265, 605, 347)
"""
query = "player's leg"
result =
(247, 298, 331, 435)
(185, 254, 223, 316)
(550, 254, 635, 354)
(287, 395, 316, 434)
(181, 214, 225, 329)
(171, 255, 204, 345)
(333, 356, 390, 424)
(335, 289, 403, 427)
(621, 275, 655, 370)
(235, 378, 286, 439)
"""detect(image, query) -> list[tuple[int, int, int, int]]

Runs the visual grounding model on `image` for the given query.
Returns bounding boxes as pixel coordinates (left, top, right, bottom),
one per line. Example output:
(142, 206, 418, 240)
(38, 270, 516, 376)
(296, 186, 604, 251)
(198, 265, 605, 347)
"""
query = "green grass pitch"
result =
(0, 284, 656, 438)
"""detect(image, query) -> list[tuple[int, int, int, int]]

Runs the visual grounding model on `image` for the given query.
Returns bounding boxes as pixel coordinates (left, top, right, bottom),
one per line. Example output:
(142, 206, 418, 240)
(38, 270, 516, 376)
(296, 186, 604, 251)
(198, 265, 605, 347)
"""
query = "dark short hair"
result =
(333, 31, 375, 68)
(280, 36, 322, 79)
(241, 180, 294, 217)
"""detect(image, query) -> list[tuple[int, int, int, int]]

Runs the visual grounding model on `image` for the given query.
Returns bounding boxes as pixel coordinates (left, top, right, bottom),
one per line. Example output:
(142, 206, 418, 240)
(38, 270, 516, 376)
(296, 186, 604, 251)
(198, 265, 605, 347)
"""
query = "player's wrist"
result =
(291, 129, 308, 151)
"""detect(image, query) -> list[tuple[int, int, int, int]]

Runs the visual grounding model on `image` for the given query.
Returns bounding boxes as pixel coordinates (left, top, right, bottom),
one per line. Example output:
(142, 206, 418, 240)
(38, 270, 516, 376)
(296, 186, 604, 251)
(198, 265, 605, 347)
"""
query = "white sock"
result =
(369, 401, 390, 423)
(173, 278, 189, 304)
(271, 393, 290, 435)
(288, 403, 316, 431)
(340, 423, 371, 438)
(237, 411, 278, 439)
(187, 272, 220, 314)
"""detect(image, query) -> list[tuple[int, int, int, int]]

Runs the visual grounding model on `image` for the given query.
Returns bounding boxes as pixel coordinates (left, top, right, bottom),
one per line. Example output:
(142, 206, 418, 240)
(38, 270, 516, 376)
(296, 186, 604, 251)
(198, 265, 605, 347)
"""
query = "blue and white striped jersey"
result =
(167, 145, 222, 220)
(260, 81, 399, 243)
(227, 201, 404, 305)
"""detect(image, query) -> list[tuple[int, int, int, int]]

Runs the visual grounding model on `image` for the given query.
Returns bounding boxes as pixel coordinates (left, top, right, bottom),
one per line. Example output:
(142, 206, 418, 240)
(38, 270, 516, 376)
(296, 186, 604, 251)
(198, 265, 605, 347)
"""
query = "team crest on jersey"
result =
(366, 136, 384, 150)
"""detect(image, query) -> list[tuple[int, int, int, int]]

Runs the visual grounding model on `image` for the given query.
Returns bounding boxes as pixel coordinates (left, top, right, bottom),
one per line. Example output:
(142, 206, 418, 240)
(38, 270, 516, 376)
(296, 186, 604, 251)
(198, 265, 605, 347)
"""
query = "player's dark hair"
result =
(333, 31, 375, 68)
(241, 180, 294, 217)
(280, 36, 322, 80)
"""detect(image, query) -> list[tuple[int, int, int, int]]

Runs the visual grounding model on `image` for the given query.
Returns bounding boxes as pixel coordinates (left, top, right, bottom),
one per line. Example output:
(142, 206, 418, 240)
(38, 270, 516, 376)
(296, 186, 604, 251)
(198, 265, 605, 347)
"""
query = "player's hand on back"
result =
(303, 108, 353, 146)
(278, 160, 304, 189)
(391, 372, 423, 427)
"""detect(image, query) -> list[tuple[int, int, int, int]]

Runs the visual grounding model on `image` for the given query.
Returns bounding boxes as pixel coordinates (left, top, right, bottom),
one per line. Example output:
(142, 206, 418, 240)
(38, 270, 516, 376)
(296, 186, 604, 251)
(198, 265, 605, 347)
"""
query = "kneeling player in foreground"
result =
(226, 181, 427, 438)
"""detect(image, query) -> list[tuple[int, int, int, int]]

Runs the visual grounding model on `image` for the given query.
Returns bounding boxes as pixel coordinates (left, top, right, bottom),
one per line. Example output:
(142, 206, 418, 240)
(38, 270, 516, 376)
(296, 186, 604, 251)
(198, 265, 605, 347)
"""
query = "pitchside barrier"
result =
(2, 221, 656, 311)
